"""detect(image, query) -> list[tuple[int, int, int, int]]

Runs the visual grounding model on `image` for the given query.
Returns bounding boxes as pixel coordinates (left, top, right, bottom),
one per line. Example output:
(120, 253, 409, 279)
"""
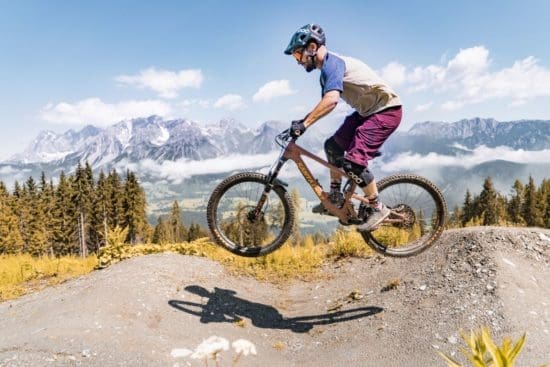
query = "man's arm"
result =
(303, 90, 340, 128)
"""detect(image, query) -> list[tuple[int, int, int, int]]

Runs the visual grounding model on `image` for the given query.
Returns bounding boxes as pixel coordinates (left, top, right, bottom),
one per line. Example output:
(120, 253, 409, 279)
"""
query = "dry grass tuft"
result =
(381, 278, 401, 292)
(0, 254, 97, 302)
(328, 228, 374, 259)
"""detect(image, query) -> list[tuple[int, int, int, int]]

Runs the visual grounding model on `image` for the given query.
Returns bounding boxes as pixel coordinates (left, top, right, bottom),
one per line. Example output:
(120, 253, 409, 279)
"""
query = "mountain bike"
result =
(207, 129, 447, 258)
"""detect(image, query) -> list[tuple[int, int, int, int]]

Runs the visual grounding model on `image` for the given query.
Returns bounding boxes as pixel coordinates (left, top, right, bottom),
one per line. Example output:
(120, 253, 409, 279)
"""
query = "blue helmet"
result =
(284, 24, 326, 55)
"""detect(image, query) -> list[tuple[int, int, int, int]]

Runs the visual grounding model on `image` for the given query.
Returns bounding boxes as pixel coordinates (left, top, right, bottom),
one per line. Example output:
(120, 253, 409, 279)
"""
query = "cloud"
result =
(117, 152, 278, 184)
(40, 98, 173, 126)
(441, 100, 464, 111)
(415, 102, 433, 112)
(214, 94, 246, 111)
(253, 80, 296, 102)
(0, 166, 33, 188)
(0, 165, 31, 175)
(380, 62, 407, 86)
(116, 67, 203, 98)
(179, 99, 211, 109)
(381, 145, 550, 172)
(380, 46, 550, 109)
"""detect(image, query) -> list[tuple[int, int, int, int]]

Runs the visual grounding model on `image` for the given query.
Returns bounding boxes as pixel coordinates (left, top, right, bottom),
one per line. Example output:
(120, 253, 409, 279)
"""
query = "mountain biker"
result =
(284, 23, 402, 232)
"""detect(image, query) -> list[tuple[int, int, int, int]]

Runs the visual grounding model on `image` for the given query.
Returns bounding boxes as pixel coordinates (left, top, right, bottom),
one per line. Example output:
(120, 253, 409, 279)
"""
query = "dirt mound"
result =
(1, 227, 549, 366)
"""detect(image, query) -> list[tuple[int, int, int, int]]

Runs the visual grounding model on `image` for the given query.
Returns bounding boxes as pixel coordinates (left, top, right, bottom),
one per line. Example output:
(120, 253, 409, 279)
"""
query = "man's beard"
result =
(304, 54, 316, 72)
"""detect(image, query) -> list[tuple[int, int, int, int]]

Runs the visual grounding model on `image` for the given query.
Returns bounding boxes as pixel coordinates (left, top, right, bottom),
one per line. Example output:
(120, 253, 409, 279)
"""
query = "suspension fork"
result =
(253, 153, 289, 218)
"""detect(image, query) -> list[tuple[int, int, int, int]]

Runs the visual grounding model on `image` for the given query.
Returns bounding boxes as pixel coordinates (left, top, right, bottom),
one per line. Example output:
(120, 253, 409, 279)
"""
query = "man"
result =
(284, 23, 402, 232)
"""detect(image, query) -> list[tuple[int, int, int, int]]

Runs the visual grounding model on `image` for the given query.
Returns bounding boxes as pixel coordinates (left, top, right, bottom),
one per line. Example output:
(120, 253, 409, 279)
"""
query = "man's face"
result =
(293, 48, 316, 73)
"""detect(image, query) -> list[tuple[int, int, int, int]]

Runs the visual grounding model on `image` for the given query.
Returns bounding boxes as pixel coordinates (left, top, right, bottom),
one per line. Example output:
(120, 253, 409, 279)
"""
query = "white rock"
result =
(419, 285, 427, 291)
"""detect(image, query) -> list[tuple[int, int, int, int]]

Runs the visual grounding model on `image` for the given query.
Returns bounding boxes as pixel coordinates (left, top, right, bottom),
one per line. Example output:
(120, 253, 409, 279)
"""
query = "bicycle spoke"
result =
(208, 173, 294, 256)
(362, 174, 446, 257)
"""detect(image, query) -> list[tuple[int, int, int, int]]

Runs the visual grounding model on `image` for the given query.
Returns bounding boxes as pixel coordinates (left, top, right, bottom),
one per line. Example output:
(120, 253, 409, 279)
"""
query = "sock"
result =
(368, 195, 382, 210)
(330, 180, 341, 194)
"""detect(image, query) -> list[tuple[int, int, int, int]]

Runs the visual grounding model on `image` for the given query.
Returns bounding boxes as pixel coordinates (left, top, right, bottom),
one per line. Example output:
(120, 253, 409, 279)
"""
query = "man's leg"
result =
(325, 137, 345, 194)
(312, 137, 346, 214)
(312, 112, 362, 214)
(345, 107, 402, 230)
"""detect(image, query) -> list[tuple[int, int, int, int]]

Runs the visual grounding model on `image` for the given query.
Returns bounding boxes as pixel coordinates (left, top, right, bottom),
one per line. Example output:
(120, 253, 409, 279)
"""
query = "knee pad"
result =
(324, 137, 345, 167)
(343, 159, 374, 188)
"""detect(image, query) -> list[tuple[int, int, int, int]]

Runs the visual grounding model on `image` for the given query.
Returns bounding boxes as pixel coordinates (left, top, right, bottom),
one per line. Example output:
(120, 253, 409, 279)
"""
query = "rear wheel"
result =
(361, 174, 447, 257)
(207, 172, 294, 257)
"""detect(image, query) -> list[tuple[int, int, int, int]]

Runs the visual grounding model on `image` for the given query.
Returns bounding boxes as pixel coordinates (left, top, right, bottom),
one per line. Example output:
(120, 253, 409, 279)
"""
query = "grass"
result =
(329, 228, 375, 258)
(99, 237, 330, 282)
(1, 228, 377, 302)
(0, 254, 97, 302)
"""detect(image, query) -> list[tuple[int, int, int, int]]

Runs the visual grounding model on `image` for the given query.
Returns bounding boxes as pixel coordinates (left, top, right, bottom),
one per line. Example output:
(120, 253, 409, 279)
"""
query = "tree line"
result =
(448, 176, 550, 228)
(151, 200, 208, 244)
(0, 162, 150, 257)
(3, 163, 545, 258)
(0, 162, 212, 257)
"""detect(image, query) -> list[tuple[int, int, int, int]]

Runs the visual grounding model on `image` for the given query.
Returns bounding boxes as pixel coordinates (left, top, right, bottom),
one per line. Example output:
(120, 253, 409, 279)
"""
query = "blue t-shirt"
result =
(320, 53, 345, 96)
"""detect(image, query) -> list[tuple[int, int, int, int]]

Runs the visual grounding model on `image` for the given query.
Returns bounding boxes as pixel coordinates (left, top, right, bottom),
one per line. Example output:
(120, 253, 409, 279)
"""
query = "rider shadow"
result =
(168, 285, 383, 333)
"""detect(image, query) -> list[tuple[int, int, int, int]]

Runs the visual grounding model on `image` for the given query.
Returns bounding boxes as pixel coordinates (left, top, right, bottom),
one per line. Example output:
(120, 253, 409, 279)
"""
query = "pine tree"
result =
(187, 222, 199, 242)
(417, 209, 426, 235)
(90, 170, 110, 252)
(38, 172, 56, 255)
(25, 176, 48, 256)
(461, 189, 474, 226)
(448, 205, 463, 228)
(152, 216, 171, 244)
(0, 182, 24, 254)
(522, 175, 543, 227)
(477, 177, 499, 225)
(107, 169, 125, 229)
(187, 222, 207, 241)
(507, 179, 525, 225)
(53, 171, 78, 255)
(122, 170, 149, 244)
(545, 183, 550, 228)
(12, 181, 30, 253)
(168, 200, 187, 243)
(538, 179, 550, 228)
(73, 162, 94, 257)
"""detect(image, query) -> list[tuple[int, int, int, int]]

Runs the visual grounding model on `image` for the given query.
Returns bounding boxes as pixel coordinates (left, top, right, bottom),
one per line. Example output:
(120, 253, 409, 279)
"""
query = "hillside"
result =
(0, 227, 549, 366)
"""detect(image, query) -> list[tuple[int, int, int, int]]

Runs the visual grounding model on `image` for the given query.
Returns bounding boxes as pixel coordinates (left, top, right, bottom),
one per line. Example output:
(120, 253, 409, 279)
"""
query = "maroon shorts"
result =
(332, 106, 402, 167)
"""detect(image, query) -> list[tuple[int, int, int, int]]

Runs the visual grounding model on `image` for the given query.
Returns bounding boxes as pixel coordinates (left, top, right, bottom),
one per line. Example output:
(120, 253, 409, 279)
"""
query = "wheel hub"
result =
(392, 204, 416, 229)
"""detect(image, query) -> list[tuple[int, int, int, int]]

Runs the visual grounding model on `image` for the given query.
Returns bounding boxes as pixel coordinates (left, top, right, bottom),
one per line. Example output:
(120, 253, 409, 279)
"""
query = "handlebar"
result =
(275, 129, 294, 147)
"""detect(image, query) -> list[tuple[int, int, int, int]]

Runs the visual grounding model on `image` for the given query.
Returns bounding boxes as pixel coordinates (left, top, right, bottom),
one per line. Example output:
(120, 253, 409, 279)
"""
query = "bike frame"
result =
(262, 139, 372, 225)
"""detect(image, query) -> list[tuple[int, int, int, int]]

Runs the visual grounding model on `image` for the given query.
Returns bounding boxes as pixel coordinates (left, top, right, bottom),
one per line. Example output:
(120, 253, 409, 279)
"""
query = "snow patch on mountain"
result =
(151, 126, 170, 146)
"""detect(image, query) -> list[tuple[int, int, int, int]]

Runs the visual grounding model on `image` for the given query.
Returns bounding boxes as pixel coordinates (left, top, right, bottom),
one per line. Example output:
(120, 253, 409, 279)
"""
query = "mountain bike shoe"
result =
(312, 191, 344, 216)
(356, 203, 390, 232)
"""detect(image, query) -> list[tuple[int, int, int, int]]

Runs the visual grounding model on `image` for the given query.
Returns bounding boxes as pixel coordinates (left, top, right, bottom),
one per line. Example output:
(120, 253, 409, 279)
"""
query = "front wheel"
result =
(207, 172, 295, 257)
(361, 174, 447, 257)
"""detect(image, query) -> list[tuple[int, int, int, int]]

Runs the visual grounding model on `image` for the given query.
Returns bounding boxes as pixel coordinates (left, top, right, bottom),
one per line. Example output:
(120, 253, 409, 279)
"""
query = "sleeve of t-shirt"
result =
(320, 54, 345, 96)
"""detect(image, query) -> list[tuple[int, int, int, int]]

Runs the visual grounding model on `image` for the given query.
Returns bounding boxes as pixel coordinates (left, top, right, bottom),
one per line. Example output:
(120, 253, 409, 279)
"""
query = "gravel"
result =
(0, 227, 549, 366)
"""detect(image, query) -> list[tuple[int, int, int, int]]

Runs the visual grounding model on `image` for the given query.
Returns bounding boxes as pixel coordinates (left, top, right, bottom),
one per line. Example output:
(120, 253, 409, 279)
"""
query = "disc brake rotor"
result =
(391, 204, 416, 229)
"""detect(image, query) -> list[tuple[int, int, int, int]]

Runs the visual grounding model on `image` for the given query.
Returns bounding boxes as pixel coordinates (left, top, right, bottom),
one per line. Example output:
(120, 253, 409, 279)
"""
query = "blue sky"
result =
(1, 0, 549, 160)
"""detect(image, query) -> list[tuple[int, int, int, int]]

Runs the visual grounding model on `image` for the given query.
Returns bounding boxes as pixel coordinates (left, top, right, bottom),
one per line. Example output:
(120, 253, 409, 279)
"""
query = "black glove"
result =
(290, 119, 307, 139)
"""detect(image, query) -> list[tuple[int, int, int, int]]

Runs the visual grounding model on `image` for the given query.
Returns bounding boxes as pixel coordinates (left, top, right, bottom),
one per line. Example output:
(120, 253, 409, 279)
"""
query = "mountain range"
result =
(1, 116, 549, 227)
(6, 116, 549, 167)
(6, 116, 323, 167)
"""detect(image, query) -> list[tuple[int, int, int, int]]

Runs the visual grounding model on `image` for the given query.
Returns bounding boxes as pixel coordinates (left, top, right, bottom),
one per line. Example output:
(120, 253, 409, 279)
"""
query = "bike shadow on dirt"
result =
(168, 285, 383, 333)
